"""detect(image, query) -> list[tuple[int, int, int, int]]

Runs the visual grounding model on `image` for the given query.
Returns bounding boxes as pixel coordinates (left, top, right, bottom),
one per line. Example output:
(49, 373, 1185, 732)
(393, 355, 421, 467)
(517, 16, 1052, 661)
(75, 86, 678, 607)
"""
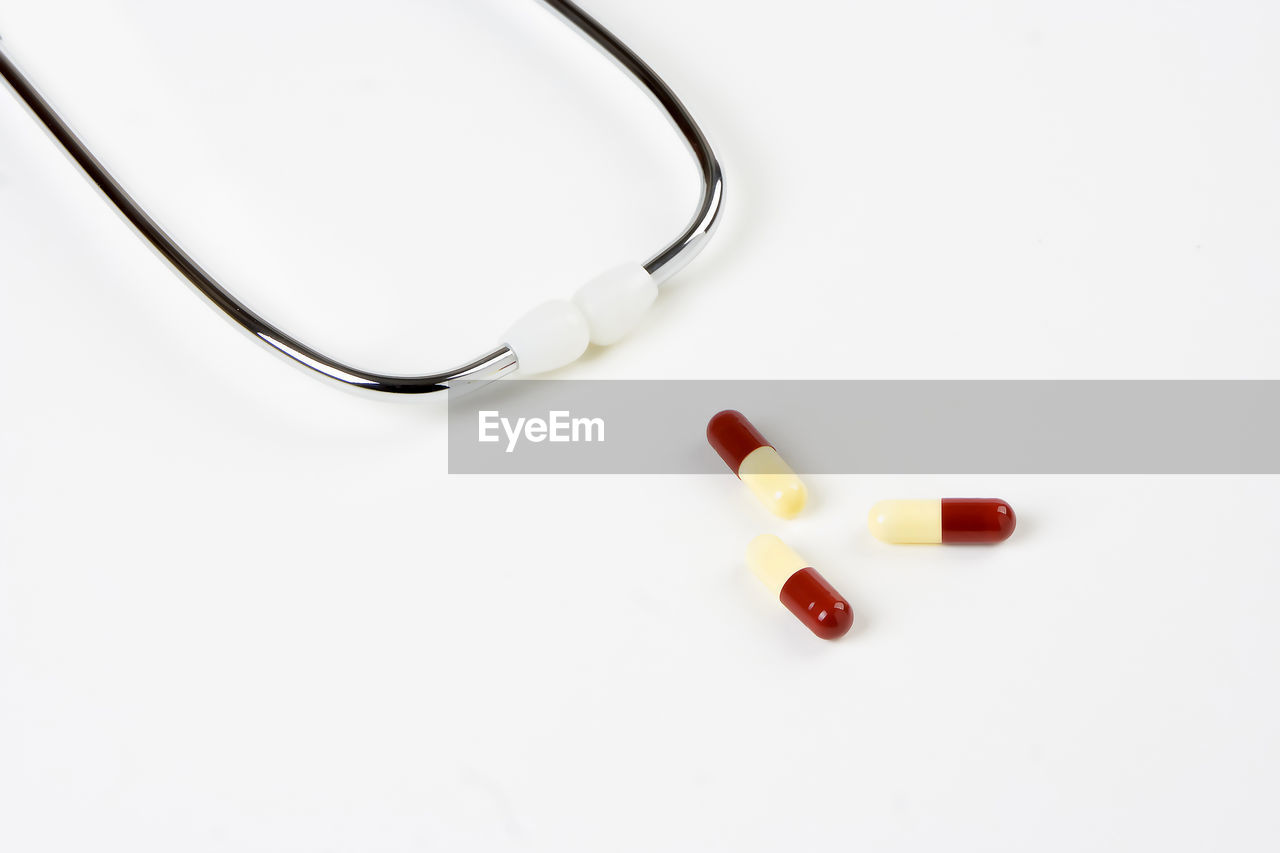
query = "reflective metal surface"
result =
(541, 0, 724, 286)
(0, 1, 722, 396)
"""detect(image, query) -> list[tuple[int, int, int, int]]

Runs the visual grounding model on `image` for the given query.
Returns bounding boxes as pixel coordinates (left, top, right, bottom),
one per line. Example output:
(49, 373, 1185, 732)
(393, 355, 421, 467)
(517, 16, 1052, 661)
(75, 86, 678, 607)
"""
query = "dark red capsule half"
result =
(706, 409, 770, 475)
(941, 498, 1017, 543)
(779, 567, 854, 640)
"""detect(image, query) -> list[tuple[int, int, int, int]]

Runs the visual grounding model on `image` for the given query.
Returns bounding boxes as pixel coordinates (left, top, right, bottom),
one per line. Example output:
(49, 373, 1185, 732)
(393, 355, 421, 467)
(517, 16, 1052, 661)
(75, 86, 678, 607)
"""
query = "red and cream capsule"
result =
(746, 535, 853, 640)
(868, 499, 1016, 544)
(707, 410, 807, 519)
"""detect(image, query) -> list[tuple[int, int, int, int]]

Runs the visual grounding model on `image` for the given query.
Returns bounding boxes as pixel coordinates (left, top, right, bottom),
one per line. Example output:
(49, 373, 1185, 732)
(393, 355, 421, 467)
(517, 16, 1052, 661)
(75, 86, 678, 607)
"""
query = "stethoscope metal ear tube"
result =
(0, 0, 723, 396)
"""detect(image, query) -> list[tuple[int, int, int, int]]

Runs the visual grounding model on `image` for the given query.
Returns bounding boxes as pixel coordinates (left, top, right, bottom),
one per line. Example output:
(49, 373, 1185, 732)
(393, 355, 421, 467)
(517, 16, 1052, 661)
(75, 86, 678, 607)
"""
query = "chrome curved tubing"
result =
(542, 1, 724, 286)
(0, 0, 723, 396)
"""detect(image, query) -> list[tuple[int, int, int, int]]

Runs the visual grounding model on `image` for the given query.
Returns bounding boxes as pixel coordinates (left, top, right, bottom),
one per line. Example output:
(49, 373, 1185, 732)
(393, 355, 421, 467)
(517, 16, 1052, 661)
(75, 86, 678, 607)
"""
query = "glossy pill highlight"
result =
(707, 410, 807, 519)
(746, 535, 853, 640)
(868, 499, 1016, 544)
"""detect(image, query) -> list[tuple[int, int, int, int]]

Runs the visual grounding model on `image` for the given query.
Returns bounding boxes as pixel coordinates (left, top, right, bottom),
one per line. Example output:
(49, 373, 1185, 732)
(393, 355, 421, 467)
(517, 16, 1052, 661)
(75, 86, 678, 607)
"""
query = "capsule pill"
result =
(746, 535, 853, 640)
(707, 410, 807, 519)
(868, 498, 1016, 544)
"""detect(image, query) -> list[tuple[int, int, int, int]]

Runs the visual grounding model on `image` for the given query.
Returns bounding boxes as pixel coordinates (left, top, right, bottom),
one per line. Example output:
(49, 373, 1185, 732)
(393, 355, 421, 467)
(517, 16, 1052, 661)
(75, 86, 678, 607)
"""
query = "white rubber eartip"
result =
(572, 263, 656, 346)
(501, 299, 590, 375)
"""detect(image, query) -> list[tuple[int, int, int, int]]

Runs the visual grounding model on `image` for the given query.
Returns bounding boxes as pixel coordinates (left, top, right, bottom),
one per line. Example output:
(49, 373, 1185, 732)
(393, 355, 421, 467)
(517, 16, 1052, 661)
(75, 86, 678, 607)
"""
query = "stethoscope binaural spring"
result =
(0, 0, 723, 396)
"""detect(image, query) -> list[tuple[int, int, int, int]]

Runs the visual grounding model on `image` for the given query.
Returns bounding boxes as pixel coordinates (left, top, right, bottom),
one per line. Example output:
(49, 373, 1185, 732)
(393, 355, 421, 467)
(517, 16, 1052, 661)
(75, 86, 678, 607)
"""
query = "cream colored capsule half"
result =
(867, 499, 943, 544)
(746, 534, 808, 596)
(738, 446, 807, 519)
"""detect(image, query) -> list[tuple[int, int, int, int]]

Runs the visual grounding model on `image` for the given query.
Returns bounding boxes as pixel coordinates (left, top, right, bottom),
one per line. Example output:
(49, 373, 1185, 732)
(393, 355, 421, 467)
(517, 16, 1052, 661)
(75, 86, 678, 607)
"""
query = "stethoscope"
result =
(0, 0, 723, 396)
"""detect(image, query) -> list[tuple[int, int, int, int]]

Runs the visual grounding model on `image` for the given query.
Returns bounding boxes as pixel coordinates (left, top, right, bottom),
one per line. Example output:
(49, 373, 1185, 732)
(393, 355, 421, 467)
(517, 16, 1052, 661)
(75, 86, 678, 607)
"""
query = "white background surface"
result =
(2, 1, 1279, 850)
